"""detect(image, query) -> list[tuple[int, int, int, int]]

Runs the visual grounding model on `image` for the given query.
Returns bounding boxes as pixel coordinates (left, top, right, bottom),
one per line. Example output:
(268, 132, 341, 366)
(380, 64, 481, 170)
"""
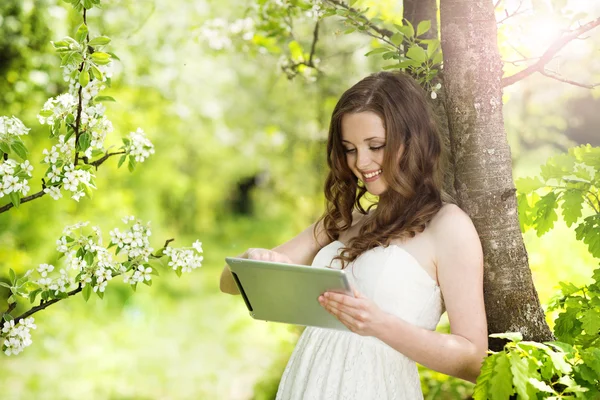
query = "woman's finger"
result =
(324, 292, 363, 310)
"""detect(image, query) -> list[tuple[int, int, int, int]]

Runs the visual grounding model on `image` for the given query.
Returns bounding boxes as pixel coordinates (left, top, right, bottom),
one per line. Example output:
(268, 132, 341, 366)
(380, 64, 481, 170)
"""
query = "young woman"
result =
(220, 71, 488, 399)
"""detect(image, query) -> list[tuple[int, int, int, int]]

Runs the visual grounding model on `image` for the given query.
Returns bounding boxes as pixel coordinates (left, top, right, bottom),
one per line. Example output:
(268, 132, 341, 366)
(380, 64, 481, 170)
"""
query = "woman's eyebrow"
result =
(341, 136, 384, 143)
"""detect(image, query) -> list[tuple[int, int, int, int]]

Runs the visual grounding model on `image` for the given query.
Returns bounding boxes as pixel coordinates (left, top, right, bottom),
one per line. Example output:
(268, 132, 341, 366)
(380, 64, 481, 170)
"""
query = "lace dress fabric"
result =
(276, 241, 444, 400)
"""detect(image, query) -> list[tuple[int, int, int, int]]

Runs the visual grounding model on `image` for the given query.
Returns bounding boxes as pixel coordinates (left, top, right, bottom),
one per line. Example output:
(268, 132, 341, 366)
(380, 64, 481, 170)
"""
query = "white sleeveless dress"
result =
(276, 240, 444, 400)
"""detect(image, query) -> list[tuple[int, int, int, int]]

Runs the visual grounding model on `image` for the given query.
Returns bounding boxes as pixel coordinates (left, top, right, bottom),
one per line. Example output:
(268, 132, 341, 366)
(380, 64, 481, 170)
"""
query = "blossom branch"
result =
(502, 17, 600, 88)
(11, 237, 175, 325)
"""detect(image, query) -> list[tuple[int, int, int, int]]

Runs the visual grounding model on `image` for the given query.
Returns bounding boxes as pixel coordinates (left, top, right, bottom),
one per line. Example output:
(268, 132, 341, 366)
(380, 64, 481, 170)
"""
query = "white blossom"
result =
(109, 220, 154, 262)
(44, 186, 62, 200)
(0, 116, 30, 140)
(165, 245, 204, 273)
(37, 264, 54, 278)
(1, 317, 36, 356)
(192, 240, 203, 253)
(126, 128, 155, 163)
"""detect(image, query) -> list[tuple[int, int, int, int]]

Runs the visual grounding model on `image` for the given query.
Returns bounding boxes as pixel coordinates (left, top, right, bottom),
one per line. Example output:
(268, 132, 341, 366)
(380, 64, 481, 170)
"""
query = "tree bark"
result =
(402, 0, 456, 201)
(439, 0, 553, 350)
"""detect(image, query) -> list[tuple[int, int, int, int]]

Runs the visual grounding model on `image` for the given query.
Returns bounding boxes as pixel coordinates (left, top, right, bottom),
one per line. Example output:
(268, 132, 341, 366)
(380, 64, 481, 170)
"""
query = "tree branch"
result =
(308, 20, 319, 65)
(502, 17, 600, 88)
(496, 0, 528, 25)
(73, 7, 88, 167)
(324, 0, 393, 38)
(540, 70, 600, 89)
(14, 284, 83, 325)
(0, 189, 46, 214)
(88, 150, 127, 168)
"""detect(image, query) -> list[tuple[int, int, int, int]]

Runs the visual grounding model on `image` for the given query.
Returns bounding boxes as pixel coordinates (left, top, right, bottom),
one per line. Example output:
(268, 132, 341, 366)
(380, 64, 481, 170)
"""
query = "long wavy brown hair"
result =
(315, 71, 447, 268)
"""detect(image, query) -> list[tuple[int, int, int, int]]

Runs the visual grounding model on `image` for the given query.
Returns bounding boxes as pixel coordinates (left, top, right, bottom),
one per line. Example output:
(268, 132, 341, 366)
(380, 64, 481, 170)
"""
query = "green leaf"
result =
(581, 348, 600, 376)
(78, 132, 91, 151)
(96, 290, 104, 299)
(527, 378, 554, 393)
(91, 52, 111, 65)
(106, 52, 120, 61)
(75, 23, 88, 43)
(515, 176, 545, 193)
(117, 154, 127, 168)
(0, 281, 11, 288)
(561, 189, 584, 227)
(10, 141, 28, 160)
(533, 192, 558, 237)
(83, 0, 93, 9)
(128, 156, 136, 172)
(402, 19, 415, 38)
(559, 281, 581, 296)
(509, 352, 537, 400)
(9, 192, 21, 208)
(0, 141, 11, 154)
(82, 284, 92, 301)
(575, 215, 600, 258)
(83, 251, 94, 267)
(9, 269, 16, 284)
(390, 32, 404, 46)
(364, 47, 389, 57)
(540, 153, 576, 181)
(79, 68, 90, 88)
(426, 41, 440, 58)
(517, 193, 533, 232)
(90, 65, 104, 81)
(406, 45, 427, 63)
(581, 308, 600, 336)
(83, 183, 93, 200)
(2, 313, 14, 322)
(143, 279, 152, 287)
(490, 332, 523, 342)
(576, 364, 599, 384)
(490, 354, 514, 400)
(473, 353, 496, 400)
(29, 288, 42, 304)
(94, 96, 116, 102)
(547, 348, 572, 374)
(416, 20, 431, 37)
(88, 36, 111, 46)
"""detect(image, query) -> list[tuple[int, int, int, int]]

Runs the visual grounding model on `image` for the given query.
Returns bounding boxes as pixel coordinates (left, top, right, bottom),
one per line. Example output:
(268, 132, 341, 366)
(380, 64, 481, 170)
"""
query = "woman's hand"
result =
(319, 288, 391, 337)
(244, 248, 293, 264)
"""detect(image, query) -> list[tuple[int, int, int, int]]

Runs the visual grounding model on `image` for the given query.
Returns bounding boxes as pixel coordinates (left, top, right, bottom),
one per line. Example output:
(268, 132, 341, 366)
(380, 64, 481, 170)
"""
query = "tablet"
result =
(225, 257, 354, 331)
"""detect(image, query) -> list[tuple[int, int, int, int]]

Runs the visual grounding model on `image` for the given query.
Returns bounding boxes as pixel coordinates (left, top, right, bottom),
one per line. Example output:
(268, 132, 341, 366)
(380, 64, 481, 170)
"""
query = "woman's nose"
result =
(356, 150, 371, 169)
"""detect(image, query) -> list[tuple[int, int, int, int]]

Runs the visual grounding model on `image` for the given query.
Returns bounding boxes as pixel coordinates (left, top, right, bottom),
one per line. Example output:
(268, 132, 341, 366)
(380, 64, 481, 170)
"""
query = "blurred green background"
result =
(0, 0, 599, 398)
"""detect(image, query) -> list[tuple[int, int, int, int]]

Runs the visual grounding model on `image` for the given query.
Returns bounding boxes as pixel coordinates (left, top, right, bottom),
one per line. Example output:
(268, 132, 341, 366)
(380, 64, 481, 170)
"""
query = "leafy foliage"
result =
(517, 145, 600, 258)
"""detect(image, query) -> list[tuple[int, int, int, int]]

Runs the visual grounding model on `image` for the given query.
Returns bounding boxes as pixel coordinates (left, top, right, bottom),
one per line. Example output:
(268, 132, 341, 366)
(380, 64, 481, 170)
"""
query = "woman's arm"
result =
(219, 220, 331, 295)
(320, 204, 488, 383)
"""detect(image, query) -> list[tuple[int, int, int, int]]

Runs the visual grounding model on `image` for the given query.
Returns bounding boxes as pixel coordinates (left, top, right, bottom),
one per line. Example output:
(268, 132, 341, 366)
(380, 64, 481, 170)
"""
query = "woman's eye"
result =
(370, 145, 385, 151)
(343, 148, 356, 154)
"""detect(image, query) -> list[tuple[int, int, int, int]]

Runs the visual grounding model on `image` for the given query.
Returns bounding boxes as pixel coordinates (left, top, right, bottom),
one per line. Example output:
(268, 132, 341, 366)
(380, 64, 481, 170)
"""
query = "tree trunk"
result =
(439, 0, 553, 350)
(402, 0, 457, 200)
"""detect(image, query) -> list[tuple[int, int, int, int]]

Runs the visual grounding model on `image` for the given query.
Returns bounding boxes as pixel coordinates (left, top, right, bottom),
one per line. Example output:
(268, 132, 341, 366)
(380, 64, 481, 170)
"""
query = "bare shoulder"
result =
(429, 203, 477, 240)
(428, 203, 482, 266)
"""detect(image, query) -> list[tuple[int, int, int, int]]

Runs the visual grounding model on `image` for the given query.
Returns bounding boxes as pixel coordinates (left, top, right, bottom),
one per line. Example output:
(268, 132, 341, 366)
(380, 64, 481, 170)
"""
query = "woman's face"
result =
(341, 111, 388, 196)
